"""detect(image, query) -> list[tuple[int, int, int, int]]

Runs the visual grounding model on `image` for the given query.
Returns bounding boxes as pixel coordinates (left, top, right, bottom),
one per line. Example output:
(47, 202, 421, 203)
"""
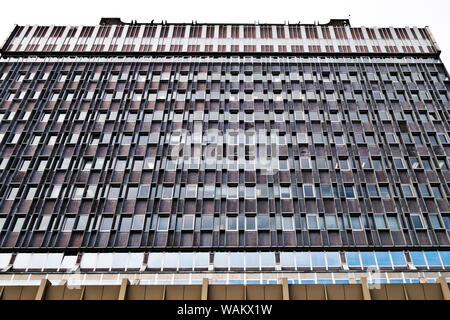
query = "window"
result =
(13, 218, 25, 232)
(385, 133, 397, 143)
(311, 252, 326, 267)
(431, 186, 443, 199)
(24, 187, 37, 200)
(280, 252, 295, 268)
(245, 216, 256, 231)
(256, 185, 268, 198)
(157, 216, 169, 231)
(428, 135, 438, 146)
(411, 214, 424, 229)
(82, 159, 92, 171)
(329, 112, 340, 122)
(390, 252, 406, 267)
(63, 217, 75, 231)
(185, 185, 197, 198)
(162, 187, 173, 199)
(37, 215, 51, 231)
(321, 185, 333, 198)
(100, 217, 113, 231)
(375, 252, 391, 267)
(227, 187, 238, 199)
(413, 134, 423, 145)
(424, 251, 441, 267)
(19, 159, 31, 171)
(360, 252, 376, 267)
(300, 157, 311, 169)
(126, 187, 138, 199)
(419, 184, 431, 197)
(296, 252, 311, 268)
(338, 159, 350, 170)
(166, 160, 177, 171)
(260, 252, 275, 268)
(344, 186, 356, 198)
(379, 186, 391, 198)
(279, 160, 289, 170)
(307, 215, 319, 229)
(334, 134, 345, 145)
(374, 215, 387, 229)
(31, 135, 40, 145)
(257, 215, 269, 230)
(280, 186, 292, 199)
(422, 159, 432, 171)
(227, 216, 238, 231)
(303, 185, 315, 198)
(438, 133, 448, 144)
(72, 186, 84, 199)
(121, 134, 132, 145)
(325, 215, 338, 229)
(203, 185, 215, 198)
(401, 185, 415, 197)
(119, 217, 132, 232)
(367, 185, 379, 197)
(429, 215, 442, 229)
(373, 159, 383, 170)
(138, 185, 150, 198)
(245, 187, 256, 199)
(48, 185, 62, 198)
(410, 251, 426, 267)
(144, 158, 155, 170)
(37, 160, 47, 171)
(326, 252, 341, 267)
(7, 187, 19, 200)
(282, 216, 294, 231)
(108, 186, 120, 199)
(316, 157, 328, 170)
(182, 215, 195, 230)
(393, 158, 405, 169)
(115, 159, 127, 171)
(201, 215, 214, 230)
(351, 216, 362, 230)
(438, 159, 448, 170)
(388, 216, 400, 230)
(360, 158, 372, 169)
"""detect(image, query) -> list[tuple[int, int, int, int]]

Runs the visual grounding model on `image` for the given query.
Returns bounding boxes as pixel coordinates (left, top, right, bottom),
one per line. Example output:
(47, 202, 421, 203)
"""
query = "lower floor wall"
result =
(0, 276, 449, 300)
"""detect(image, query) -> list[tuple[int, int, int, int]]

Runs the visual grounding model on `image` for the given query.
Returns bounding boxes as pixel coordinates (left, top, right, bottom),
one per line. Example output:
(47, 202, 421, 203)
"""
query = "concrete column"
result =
(118, 278, 130, 300)
(281, 278, 289, 300)
(201, 278, 209, 300)
(35, 279, 50, 300)
(360, 277, 371, 300)
(437, 277, 450, 300)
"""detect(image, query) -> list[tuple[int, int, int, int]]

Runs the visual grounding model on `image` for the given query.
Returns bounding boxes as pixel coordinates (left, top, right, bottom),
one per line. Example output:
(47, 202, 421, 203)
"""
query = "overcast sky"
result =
(0, 0, 449, 66)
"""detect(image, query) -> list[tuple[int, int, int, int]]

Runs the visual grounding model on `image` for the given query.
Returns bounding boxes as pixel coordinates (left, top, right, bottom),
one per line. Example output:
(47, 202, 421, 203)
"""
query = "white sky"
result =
(0, 0, 449, 66)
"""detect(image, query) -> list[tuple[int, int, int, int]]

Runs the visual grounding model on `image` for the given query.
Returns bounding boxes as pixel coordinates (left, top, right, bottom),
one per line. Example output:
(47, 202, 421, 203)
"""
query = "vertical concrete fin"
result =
(360, 277, 371, 300)
(201, 278, 209, 300)
(118, 278, 129, 300)
(35, 279, 50, 300)
(281, 278, 289, 300)
(437, 277, 450, 300)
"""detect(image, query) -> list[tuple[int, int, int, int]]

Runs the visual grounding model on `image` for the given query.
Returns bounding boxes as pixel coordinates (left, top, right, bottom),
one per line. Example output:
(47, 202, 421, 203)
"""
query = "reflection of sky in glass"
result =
(410, 251, 426, 266)
(424, 251, 441, 266)
(346, 252, 361, 267)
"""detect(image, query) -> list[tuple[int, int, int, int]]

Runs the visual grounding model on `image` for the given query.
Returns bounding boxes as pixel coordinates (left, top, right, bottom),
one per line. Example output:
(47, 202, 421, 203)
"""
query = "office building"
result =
(0, 18, 449, 300)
